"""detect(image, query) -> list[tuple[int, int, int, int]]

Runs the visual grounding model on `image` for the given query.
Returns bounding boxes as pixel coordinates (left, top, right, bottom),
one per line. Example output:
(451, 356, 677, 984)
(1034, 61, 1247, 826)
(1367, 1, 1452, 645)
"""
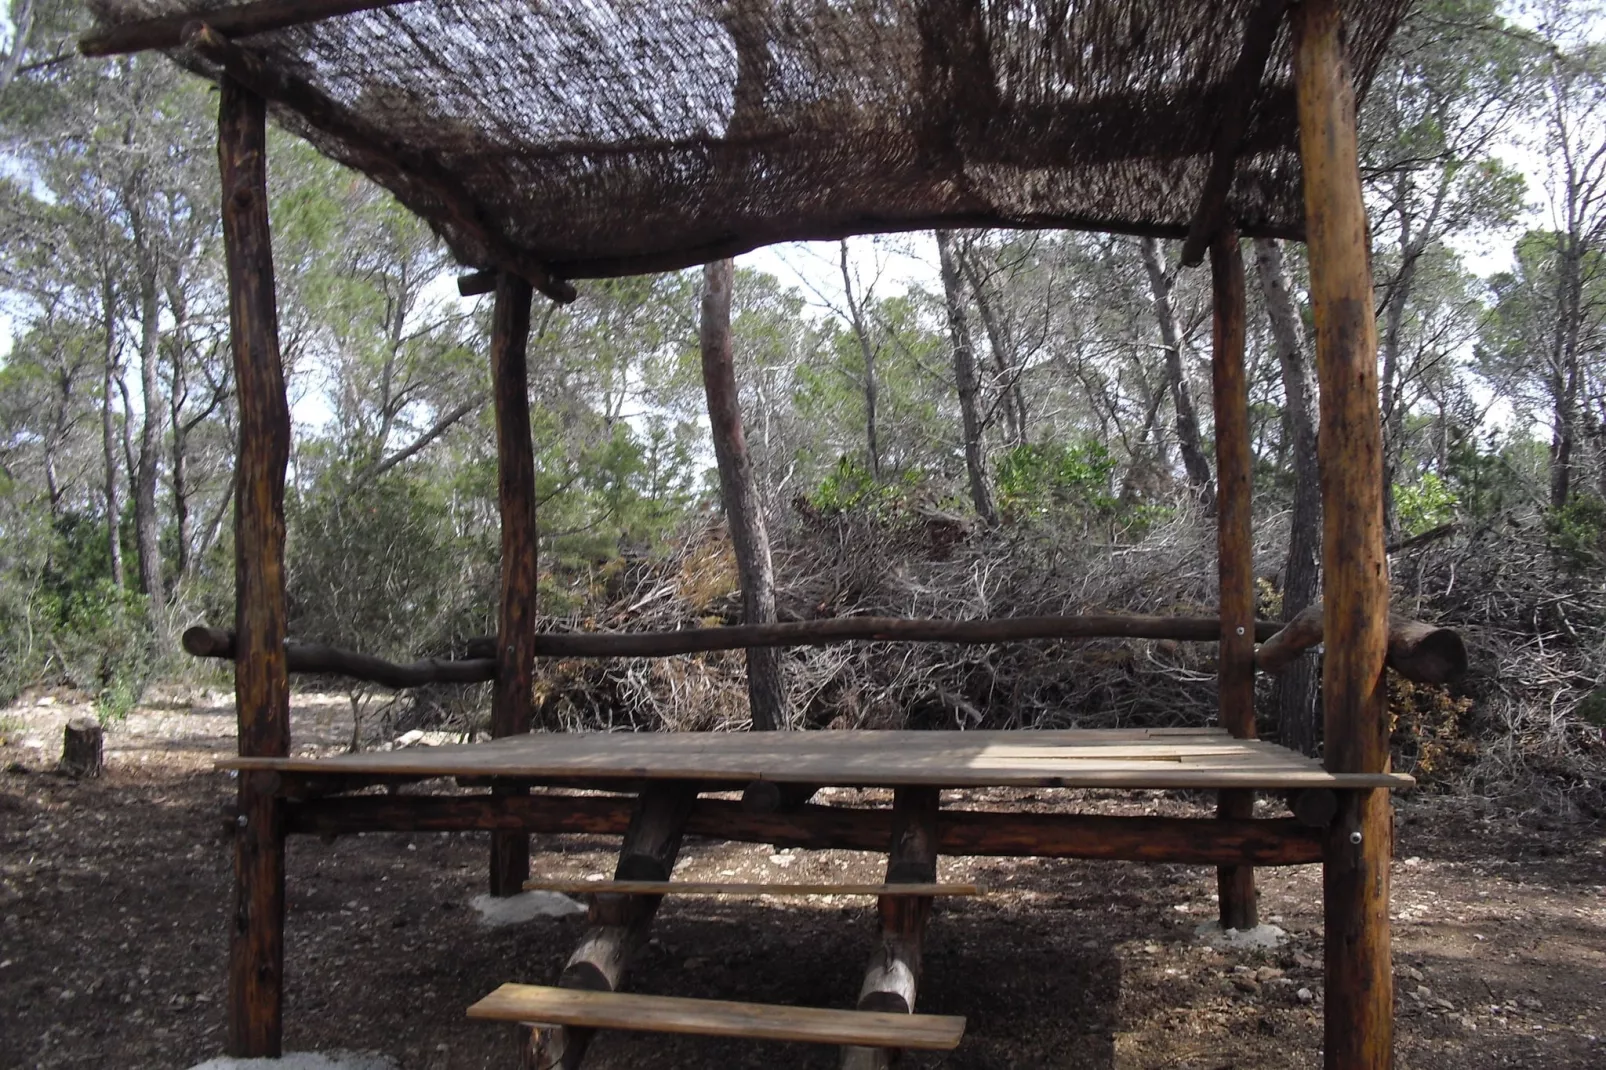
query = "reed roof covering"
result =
(86, 0, 1410, 284)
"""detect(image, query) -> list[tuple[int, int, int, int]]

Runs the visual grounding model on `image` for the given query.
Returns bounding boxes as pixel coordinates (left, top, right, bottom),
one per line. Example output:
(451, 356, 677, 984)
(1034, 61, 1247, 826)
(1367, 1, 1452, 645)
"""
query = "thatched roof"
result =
(84, 0, 1410, 290)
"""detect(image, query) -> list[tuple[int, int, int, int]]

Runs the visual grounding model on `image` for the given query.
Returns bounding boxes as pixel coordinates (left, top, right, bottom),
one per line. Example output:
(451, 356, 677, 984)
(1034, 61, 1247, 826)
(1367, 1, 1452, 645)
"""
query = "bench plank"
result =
(468, 984, 966, 1050)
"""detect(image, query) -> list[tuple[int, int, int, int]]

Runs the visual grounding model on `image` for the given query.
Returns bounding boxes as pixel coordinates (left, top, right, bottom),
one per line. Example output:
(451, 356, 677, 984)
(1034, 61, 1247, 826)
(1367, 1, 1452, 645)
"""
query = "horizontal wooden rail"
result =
(184, 626, 494, 689)
(185, 614, 1284, 689)
(283, 793, 1324, 866)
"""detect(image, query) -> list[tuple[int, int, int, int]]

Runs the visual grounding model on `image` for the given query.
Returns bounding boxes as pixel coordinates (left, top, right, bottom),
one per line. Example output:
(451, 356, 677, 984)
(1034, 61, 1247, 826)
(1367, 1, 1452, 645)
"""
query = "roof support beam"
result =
(1179, 0, 1292, 267)
(80, 0, 419, 57)
(183, 23, 576, 304)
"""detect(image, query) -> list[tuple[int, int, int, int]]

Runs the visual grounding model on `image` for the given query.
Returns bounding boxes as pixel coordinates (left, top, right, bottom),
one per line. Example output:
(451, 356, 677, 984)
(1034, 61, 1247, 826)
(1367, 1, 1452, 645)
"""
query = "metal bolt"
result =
(1348, 830, 1363, 846)
(1235, 626, 1246, 636)
(237, 813, 248, 829)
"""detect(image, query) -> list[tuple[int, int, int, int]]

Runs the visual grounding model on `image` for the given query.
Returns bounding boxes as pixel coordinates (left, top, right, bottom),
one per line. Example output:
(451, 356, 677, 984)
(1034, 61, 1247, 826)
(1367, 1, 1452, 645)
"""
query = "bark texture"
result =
(701, 259, 787, 731)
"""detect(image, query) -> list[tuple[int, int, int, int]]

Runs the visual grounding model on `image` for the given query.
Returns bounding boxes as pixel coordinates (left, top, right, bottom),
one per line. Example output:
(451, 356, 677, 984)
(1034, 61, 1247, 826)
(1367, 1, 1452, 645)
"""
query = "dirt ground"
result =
(1, 690, 1603, 1070)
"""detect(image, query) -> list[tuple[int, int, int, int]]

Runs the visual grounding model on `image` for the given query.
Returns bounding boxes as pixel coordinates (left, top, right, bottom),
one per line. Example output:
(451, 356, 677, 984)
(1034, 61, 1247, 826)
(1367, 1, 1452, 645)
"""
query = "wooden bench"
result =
(467, 984, 967, 1051)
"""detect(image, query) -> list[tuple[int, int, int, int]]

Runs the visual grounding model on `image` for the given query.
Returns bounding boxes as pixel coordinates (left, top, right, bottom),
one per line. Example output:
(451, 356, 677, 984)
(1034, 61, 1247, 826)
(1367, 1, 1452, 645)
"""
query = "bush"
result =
(995, 441, 1117, 525)
(1394, 472, 1457, 536)
(1545, 493, 1606, 572)
(44, 579, 153, 724)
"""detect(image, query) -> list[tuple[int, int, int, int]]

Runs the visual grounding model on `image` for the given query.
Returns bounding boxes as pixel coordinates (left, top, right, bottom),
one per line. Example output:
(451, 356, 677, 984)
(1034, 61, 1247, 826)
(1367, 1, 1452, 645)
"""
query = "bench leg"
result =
(526, 782, 698, 1069)
(843, 786, 940, 1070)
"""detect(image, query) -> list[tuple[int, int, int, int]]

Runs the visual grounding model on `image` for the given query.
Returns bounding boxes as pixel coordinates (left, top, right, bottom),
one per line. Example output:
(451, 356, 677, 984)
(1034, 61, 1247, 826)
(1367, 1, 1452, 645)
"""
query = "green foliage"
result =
(1393, 472, 1458, 535)
(995, 441, 1117, 523)
(806, 456, 928, 517)
(1545, 494, 1606, 572)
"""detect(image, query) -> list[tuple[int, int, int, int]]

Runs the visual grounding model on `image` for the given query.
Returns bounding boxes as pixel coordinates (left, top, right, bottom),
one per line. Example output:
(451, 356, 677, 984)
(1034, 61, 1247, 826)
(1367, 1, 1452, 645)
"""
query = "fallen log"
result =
(185, 614, 1284, 690)
(1254, 604, 1467, 684)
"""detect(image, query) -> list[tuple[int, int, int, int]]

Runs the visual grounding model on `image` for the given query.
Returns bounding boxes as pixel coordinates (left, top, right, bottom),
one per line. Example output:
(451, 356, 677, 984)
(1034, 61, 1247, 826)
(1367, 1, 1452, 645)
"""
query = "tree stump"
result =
(60, 717, 104, 778)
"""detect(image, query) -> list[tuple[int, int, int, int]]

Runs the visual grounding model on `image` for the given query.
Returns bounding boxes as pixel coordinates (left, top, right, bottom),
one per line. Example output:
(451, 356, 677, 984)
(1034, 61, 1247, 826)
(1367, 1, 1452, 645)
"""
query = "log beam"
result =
(80, 0, 419, 57)
(1179, 0, 1293, 266)
(219, 77, 290, 1059)
(284, 794, 1326, 866)
(1211, 228, 1259, 932)
(843, 787, 940, 1069)
(181, 23, 575, 304)
(1293, 0, 1393, 1066)
(1255, 604, 1467, 684)
(184, 613, 1288, 689)
(489, 272, 538, 897)
(183, 625, 495, 688)
(528, 783, 699, 1069)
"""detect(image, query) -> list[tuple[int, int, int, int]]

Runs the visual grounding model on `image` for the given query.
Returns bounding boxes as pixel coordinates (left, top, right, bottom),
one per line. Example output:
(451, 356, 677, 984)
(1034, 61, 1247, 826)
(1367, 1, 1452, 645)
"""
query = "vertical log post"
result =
(842, 786, 941, 1070)
(490, 273, 538, 897)
(1293, 2, 1394, 1067)
(219, 77, 291, 1059)
(1211, 229, 1259, 932)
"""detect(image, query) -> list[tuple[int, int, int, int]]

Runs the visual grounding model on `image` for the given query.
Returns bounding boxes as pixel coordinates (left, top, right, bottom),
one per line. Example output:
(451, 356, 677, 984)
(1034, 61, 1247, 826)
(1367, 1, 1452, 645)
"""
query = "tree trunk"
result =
(167, 281, 192, 579)
(100, 272, 125, 589)
(1253, 238, 1322, 757)
(961, 250, 1028, 446)
(701, 259, 787, 732)
(839, 240, 881, 478)
(935, 230, 997, 525)
(1139, 238, 1216, 512)
(59, 717, 104, 778)
(1550, 235, 1584, 509)
(134, 256, 165, 607)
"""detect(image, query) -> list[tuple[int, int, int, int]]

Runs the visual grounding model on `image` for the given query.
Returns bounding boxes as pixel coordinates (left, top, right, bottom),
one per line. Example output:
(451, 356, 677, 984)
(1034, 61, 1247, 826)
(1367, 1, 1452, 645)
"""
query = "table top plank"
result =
(217, 729, 1413, 791)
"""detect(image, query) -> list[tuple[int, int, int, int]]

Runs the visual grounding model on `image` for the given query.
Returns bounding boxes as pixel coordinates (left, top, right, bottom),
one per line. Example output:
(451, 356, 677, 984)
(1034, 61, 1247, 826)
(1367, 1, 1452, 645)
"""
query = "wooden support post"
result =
(843, 786, 940, 1070)
(219, 77, 291, 1059)
(528, 782, 698, 1070)
(489, 272, 537, 898)
(1293, 1, 1394, 1067)
(1211, 229, 1259, 932)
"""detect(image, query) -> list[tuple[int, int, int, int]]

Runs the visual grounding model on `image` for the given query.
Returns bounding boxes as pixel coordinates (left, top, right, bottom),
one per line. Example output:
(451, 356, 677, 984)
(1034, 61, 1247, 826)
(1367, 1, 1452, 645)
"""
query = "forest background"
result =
(2, 0, 1604, 817)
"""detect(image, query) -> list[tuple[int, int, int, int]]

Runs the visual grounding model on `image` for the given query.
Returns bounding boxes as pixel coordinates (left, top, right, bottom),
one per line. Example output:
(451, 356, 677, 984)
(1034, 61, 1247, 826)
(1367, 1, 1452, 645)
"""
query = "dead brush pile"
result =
(1390, 518, 1606, 816)
(524, 503, 1604, 815)
(532, 503, 1249, 735)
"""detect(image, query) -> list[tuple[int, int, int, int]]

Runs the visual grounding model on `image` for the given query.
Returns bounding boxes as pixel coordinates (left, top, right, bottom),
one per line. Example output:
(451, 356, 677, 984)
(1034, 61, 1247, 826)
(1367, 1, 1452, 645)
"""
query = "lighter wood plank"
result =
(524, 880, 984, 897)
(216, 728, 1414, 791)
(466, 984, 966, 1050)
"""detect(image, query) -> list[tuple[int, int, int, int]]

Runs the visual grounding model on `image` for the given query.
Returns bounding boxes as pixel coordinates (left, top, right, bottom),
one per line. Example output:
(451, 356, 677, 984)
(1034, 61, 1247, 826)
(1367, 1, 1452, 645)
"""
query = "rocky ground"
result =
(1, 689, 1603, 1069)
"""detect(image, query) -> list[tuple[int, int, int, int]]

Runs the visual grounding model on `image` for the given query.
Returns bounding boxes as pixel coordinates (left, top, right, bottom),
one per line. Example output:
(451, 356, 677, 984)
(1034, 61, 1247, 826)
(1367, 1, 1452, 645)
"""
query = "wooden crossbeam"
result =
(1178, 0, 1292, 267)
(181, 24, 576, 305)
(80, 0, 420, 57)
(469, 985, 967, 1051)
(525, 880, 985, 898)
(284, 794, 1336, 865)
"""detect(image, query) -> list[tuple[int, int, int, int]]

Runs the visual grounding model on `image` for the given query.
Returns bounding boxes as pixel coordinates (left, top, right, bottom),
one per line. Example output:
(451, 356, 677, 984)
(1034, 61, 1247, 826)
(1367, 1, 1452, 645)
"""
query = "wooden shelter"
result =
(81, 1, 1425, 1066)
